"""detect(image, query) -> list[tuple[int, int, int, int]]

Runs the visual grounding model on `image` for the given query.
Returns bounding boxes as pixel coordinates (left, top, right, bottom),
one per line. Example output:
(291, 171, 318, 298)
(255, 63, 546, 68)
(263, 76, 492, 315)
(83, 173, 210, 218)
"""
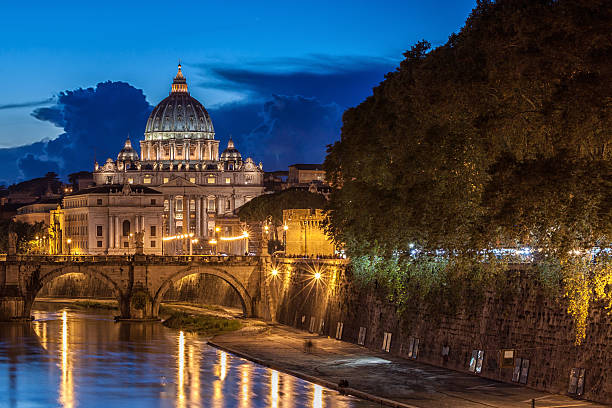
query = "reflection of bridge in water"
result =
(0, 255, 276, 320)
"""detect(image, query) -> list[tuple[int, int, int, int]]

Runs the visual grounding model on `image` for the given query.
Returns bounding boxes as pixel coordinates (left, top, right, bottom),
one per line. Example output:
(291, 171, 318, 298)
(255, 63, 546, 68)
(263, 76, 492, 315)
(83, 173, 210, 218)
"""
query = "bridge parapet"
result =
(0, 254, 269, 321)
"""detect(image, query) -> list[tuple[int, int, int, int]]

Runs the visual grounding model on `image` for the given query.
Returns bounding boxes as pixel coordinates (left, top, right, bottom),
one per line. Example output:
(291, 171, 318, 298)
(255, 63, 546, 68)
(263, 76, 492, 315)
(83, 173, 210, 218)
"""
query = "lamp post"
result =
(283, 224, 288, 252)
(66, 238, 72, 255)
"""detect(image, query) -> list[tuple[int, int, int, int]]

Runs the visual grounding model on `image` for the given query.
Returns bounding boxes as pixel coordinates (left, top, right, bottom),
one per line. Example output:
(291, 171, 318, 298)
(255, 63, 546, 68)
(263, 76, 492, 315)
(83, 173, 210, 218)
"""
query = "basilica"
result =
(50, 65, 264, 255)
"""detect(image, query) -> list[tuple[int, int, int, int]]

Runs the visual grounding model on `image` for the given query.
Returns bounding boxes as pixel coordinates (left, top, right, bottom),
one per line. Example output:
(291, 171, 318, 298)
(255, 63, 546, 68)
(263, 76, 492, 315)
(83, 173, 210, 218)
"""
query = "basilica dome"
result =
(117, 137, 139, 161)
(220, 138, 242, 161)
(144, 65, 214, 140)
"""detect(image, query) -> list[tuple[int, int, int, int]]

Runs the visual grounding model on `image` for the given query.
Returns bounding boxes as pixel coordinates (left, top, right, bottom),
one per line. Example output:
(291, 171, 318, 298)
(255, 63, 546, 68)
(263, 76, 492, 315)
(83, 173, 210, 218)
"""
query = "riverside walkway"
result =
(210, 323, 605, 408)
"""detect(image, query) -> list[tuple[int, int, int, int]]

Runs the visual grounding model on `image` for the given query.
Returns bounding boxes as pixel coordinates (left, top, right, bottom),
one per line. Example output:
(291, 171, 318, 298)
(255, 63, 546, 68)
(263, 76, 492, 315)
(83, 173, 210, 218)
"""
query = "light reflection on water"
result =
(1, 304, 376, 407)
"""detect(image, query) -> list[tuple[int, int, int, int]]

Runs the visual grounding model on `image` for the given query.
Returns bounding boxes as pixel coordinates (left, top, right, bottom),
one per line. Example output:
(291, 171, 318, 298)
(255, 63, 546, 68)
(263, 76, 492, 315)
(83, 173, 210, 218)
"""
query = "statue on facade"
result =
(8, 232, 17, 255)
(134, 231, 144, 255)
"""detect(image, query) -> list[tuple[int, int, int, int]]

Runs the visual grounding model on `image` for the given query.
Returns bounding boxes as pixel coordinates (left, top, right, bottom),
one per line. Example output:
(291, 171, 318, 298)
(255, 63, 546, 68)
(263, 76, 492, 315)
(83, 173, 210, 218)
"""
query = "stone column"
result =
(141, 216, 145, 233)
(197, 142, 202, 160)
(169, 196, 175, 235)
(115, 216, 120, 249)
(195, 196, 201, 236)
(109, 215, 114, 249)
(157, 141, 161, 161)
(185, 140, 190, 161)
(135, 215, 139, 233)
(185, 195, 190, 235)
(203, 198, 209, 237)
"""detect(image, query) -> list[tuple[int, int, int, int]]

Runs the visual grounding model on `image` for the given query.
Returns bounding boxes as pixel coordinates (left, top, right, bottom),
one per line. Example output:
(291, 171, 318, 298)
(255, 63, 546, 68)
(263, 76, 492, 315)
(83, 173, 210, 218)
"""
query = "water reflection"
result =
(271, 370, 279, 408)
(177, 331, 185, 408)
(0, 304, 376, 407)
(58, 311, 74, 408)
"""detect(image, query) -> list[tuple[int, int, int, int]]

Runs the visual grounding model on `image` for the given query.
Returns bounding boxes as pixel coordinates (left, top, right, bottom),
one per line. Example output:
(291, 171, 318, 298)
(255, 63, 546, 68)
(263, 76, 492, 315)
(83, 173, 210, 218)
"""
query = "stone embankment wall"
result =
(273, 260, 611, 404)
(37, 273, 242, 308)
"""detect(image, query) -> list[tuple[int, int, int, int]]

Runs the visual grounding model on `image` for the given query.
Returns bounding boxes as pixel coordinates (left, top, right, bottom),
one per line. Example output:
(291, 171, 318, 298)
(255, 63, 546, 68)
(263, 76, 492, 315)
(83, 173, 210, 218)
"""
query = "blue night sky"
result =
(0, 0, 476, 183)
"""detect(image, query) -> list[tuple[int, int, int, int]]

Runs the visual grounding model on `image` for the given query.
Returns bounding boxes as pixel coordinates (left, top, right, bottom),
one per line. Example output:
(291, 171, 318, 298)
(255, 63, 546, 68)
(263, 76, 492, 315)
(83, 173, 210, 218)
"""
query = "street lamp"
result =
(66, 238, 72, 255)
(283, 224, 288, 251)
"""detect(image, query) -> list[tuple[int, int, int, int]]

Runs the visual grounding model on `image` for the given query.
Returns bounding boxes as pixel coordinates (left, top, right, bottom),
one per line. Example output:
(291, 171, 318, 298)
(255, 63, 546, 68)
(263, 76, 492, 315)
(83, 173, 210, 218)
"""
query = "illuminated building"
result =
(90, 65, 264, 254)
(283, 209, 335, 257)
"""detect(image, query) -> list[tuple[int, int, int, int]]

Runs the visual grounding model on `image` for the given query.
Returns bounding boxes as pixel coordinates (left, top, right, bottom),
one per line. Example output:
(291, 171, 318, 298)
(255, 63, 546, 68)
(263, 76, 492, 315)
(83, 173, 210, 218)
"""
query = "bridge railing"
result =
(0, 254, 262, 264)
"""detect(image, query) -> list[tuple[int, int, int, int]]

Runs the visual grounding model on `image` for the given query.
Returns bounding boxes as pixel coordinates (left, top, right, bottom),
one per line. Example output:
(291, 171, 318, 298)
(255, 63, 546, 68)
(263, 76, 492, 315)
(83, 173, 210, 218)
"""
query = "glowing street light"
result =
(271, 269, 278, 276)
(314, 272, 322, 280)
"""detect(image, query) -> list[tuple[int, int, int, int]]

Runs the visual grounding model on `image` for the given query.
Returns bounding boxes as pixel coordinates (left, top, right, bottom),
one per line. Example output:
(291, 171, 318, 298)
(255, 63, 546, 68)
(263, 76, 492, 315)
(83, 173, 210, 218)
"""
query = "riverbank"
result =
(209, 323, 606, 408)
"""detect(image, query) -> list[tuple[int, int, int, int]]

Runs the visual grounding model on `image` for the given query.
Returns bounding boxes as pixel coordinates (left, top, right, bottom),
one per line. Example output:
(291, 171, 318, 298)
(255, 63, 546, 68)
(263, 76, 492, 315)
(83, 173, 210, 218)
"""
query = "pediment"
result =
(162, 176, 199, 187)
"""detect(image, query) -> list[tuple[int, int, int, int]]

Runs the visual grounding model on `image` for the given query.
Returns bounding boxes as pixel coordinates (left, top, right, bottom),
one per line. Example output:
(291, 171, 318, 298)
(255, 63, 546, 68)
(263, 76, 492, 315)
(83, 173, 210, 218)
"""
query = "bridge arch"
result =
(152, 266, 253, 317)
(23, 265, 123, 317)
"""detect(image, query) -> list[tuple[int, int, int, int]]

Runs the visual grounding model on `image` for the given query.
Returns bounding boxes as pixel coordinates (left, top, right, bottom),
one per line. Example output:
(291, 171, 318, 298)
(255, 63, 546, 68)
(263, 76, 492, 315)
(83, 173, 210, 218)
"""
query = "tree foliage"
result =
(237, 188, 327, 225)
(325, 0, 611, 258)
(324, 0, 612, 343)
(0, 220, 46, 253)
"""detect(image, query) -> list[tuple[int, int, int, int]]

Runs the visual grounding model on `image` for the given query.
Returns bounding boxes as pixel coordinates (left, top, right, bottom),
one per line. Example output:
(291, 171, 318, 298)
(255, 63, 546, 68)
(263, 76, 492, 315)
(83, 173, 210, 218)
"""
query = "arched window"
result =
(122, 220, 130, 237)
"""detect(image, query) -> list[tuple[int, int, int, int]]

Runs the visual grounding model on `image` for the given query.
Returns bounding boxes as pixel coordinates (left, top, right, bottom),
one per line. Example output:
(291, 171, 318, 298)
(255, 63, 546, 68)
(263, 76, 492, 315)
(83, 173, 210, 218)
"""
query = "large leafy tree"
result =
(325, 0, 611, 259)
(324, 0, 612, 343)
(237, 188, 327, 225)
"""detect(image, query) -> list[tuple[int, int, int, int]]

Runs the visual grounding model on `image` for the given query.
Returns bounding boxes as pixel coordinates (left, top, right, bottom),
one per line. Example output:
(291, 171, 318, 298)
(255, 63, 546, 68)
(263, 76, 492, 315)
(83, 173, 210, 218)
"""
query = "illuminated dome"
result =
(220, 138, 242, 161)
(117, 137, 139, 161)
(144, 64, 214, 140)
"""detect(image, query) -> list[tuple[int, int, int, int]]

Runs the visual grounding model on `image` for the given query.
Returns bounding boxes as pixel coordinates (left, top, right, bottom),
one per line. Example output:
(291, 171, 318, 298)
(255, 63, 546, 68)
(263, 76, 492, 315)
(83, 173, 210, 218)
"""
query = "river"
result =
(0, 302, 377, 407)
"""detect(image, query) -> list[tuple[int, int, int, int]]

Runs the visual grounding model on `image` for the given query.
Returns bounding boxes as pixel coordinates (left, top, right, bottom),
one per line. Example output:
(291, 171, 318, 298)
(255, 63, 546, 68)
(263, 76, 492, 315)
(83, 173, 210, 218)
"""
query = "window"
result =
(106, 176, 113, 184)
(207, 176, 215, 184)
(226, 199, 231, 210)
(150, 240, 156, 248)
(189, 177, 196, 183)
(143, 177, 152, 184)
(190, 200, 195, 211)
(124, 241, 129, 248)
(225, 177, 231, 184)
(150, 199, 156, 205)
(96, 225, 103, 237)
(228, 163, 234, 170)
(122, 220, 130, 236)
(163, 177, 169, 184)
(97, 240, 103, 247)
(97, 198, 103, 205)
(127, 178, 133, 184)
(207, 199, 215, 211)
(175, 197, 183, 212)
(150, 226, 156, 237)
(164, 200, 169, 211)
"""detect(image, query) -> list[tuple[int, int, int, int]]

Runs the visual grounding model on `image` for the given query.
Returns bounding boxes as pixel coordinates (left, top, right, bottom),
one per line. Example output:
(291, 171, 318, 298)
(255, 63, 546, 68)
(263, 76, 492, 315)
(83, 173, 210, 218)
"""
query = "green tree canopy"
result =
(237, 188, 327, 225)
(325, 0, 611, 260)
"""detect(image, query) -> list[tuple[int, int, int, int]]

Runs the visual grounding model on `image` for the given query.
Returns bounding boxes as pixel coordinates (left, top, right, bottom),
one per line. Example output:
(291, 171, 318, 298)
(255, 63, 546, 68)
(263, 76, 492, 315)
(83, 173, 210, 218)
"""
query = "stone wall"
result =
(272, 260, 611, 404)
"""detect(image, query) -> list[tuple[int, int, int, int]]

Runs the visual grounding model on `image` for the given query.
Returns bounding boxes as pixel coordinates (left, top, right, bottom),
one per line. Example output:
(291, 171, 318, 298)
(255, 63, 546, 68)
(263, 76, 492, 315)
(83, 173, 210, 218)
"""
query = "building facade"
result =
(283, 209, 335, 257)
(91, 65, 264, 253)
(48, 184, 164, 255)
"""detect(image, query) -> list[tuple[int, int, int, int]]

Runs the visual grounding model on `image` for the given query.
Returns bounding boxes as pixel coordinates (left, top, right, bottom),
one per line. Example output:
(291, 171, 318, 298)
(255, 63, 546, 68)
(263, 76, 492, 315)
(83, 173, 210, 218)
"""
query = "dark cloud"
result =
(200, 55, 397, 108)
(17, 154, 60, 180)
(202, 55, 396, 169)
(0, 81, 152, 184)
(212, 95, 342, 171)
(0, 98, 55, 111)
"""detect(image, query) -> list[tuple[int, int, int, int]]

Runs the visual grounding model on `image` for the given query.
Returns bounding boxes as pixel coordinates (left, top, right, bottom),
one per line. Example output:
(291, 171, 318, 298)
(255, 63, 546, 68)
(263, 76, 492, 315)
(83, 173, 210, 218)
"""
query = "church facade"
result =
(80, 64, 265, 254)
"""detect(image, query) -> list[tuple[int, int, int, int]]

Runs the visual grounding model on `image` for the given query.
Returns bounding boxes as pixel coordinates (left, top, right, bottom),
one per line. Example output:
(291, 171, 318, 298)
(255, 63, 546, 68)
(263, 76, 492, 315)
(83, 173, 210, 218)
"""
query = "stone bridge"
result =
(0, 254, 276, 321)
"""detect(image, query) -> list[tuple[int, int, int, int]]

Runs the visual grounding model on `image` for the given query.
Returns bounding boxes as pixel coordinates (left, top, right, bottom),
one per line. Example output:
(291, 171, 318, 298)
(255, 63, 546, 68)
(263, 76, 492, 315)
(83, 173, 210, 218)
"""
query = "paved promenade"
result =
(210, 323, 606, 408)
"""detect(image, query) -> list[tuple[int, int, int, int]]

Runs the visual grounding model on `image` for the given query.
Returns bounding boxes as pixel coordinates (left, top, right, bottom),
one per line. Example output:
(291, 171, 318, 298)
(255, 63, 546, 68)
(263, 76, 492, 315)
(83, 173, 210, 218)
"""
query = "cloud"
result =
(198, 55, 397, 108)
(0, 98, 55, 111)
(202, 55, 396, 170)
(0, 81, 152, 184)
(212, 95, 342, 171)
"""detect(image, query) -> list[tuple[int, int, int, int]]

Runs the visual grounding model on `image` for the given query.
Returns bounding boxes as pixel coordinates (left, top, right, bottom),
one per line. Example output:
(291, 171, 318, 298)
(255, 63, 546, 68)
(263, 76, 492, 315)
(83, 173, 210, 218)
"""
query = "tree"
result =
(324, 0, 612, 343)
(325, 0, 611, 259)
(237, 188, 327, 225)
